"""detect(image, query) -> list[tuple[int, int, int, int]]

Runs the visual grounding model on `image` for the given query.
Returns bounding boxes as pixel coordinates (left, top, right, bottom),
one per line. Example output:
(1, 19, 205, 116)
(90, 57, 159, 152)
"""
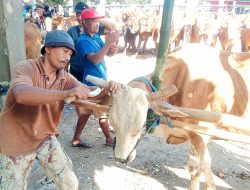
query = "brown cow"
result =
(123, 22, 140, 53)
(24, 22, 42, 59)
(218, 16, 242, 52)
(98, 44, 250, 190)
(136, 8, 161, 54)
(51, 16, 67, 31)
(202, 15, 219, 47)
(51, 16, 78, 31)
(171, 17, 205, 49)
(122, 10, 141, 53)
(241, 26, 250, 52)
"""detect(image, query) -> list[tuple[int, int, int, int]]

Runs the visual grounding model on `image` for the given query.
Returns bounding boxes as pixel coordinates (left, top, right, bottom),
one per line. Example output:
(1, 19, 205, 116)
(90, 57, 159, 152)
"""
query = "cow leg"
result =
(188, 133, 215, 190)
(142, 38, 148, 54)
(241, 41, 246, 52)
(132, 38, 136, 52)
(188, 138, 202, 190)
(154, 41, 159, 54)
(210, 34, 218, 47)
(137, 38, 142, 53)
(202, 145, 216, 190)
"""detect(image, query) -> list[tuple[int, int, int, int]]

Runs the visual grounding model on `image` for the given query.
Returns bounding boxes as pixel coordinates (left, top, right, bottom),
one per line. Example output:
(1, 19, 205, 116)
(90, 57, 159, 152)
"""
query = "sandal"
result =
(71, 140, 93, 148)
(102, 139, 114, 147)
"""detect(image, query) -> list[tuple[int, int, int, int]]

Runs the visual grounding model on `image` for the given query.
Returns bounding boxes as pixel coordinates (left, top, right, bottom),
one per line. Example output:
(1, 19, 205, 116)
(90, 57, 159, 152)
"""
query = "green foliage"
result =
(73, 0, 84, 5)
(44, 0, 68, 6)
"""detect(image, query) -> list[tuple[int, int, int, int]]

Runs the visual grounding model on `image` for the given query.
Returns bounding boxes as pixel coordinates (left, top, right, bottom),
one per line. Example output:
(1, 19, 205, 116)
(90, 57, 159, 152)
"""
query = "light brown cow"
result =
(51, 16, 78, 31)
(136, 8, 161, 54)
(122, 12, 140, 53)
(241, 27, 250, 52)
(154, 44, 250, 190)
(218, 16, 242, 52)
(102, 44, 250, 190)
(24, 22, 42, 59)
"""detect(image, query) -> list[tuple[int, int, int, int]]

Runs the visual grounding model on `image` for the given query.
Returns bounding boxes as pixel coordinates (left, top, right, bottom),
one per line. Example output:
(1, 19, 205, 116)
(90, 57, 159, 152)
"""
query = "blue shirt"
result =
(22, 9, 28, 23)
(67, 25, 106, 82)
(77, 33, 107, 86)
(67, 25, 83, 81)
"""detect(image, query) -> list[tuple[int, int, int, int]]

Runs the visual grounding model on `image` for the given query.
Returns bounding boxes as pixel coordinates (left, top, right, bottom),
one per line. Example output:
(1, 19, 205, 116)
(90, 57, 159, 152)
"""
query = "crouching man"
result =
(0, 30, 122, 190)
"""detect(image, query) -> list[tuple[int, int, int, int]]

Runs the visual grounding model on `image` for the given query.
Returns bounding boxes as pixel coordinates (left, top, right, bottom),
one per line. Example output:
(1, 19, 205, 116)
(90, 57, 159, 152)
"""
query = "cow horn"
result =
(85, 75, 110, 88)
(147, 85, 178, 103)
(64, 97, 110, 113)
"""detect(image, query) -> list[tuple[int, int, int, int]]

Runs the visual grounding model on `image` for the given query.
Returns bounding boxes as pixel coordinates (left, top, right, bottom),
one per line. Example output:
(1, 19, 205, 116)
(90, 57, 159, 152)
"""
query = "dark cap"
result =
(41, 30, 76, 55)
(74, 2, 89, 13)
(81, 8, 105, 20)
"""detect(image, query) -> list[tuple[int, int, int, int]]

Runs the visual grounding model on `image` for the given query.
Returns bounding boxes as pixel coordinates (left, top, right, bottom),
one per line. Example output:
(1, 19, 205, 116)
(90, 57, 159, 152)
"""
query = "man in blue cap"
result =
(66, 1, 89, 81)
(0, 30, 122, 190)
(67, 1, 116, 81)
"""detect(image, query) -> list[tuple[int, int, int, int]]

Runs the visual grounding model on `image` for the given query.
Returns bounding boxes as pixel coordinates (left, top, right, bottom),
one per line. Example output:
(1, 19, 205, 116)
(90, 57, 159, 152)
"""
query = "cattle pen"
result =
(1, 1, 250, 190)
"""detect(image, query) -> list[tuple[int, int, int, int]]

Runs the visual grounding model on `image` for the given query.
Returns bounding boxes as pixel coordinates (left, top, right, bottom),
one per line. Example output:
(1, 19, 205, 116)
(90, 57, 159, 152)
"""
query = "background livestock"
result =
(24, 22, 42, 59)
(29, 5, 250, 55)
(116, 8, 250, 54)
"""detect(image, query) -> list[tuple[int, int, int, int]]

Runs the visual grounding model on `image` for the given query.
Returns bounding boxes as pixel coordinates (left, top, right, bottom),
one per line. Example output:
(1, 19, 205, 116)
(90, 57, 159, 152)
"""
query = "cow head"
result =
(81, 75, 178, 164)
(109, 86, 149, 163)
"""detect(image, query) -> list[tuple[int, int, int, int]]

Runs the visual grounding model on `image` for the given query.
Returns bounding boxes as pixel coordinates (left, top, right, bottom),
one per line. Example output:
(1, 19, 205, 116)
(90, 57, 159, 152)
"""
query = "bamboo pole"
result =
(152, 0, 175, 90)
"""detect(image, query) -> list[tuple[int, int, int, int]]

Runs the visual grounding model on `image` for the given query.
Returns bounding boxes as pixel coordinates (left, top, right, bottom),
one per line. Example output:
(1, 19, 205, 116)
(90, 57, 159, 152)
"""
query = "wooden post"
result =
(0, 0, 26, 82)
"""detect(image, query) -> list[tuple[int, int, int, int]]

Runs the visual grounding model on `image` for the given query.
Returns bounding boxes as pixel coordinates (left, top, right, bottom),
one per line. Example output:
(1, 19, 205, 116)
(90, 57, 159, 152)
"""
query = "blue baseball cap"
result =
(41, 30, 76, 55)
(74, 2, 89, 13)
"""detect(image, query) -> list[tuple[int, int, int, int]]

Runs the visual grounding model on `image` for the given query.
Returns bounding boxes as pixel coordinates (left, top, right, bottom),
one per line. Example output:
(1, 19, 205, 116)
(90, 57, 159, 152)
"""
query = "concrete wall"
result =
(0, 0, 26, 82)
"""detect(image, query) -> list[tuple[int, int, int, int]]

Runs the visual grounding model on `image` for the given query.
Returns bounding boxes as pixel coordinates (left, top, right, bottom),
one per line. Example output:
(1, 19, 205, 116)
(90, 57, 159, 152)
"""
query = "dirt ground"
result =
(29, 51, 250, 190)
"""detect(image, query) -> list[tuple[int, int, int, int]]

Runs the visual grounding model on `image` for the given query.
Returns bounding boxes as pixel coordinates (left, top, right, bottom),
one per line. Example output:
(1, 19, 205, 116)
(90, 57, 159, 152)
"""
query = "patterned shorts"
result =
(0, 135, 78, 190)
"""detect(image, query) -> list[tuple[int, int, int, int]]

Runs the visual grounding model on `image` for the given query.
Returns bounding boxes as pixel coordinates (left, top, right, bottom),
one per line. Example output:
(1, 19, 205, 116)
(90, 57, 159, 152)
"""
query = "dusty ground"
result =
(29, 51, 250, 190)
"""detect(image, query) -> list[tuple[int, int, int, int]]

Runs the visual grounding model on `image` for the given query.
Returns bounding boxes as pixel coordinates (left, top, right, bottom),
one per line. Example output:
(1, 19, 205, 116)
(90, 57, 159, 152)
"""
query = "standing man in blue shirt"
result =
(71, 8, 119, 148)
(67, 1, 116, 81)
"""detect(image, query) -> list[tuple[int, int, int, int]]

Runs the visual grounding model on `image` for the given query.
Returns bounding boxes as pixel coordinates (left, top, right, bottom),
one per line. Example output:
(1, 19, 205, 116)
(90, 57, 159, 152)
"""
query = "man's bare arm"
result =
(86, 31, 120, 64)
(13, 84, 90, 105)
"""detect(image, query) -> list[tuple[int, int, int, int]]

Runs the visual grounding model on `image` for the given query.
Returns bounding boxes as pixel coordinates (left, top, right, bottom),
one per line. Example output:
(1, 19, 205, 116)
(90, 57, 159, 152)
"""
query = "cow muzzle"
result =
(115, 149, 137, 164)
(113, 136, 139, 164)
